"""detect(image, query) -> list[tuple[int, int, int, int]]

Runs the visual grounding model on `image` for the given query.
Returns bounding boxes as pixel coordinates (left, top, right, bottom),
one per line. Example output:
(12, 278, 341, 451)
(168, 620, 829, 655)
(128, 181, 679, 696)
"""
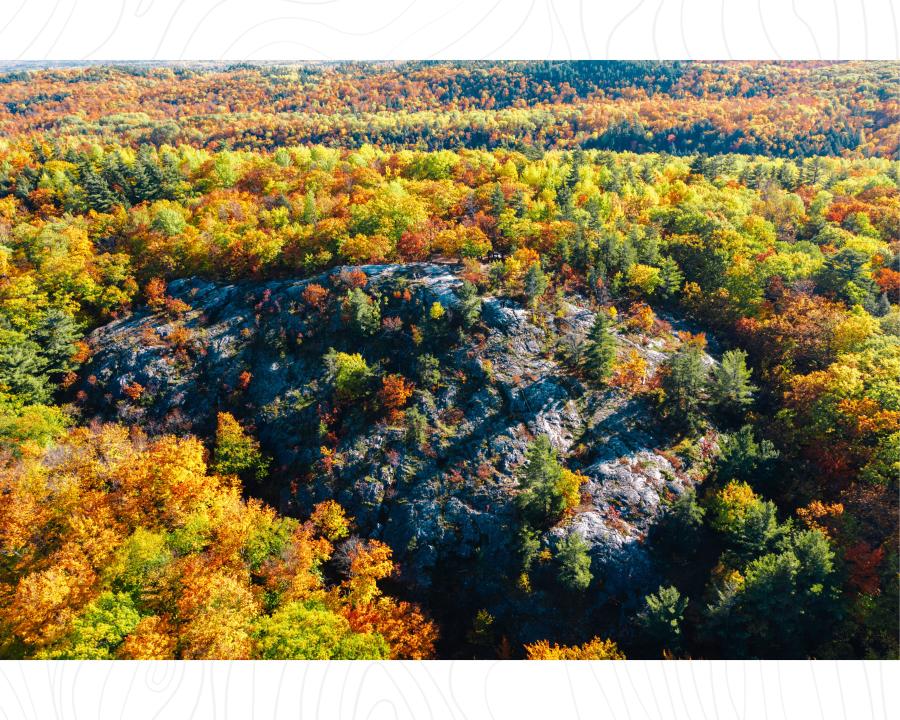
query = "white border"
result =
(0, 660, 897, 719)
(0, 0, 897, 61)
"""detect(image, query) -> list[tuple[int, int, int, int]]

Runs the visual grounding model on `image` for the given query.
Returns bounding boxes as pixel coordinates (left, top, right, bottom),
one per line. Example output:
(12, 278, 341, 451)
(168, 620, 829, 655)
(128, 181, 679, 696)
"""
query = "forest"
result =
(0, 61, 897, 660)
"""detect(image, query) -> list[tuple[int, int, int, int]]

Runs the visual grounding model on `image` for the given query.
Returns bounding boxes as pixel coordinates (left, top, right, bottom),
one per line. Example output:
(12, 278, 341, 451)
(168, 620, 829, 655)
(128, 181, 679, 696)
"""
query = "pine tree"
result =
(638, 585, 688, 655)
(523, 263, 548, 308)
(82, 167, 117, 213)
(582, 311, 616, 385)
(457, 280, 482, 328)
(556, 532, 593, 592)
(489, 183, 505, 219)
(708, 349, 756, 423)
(662, 339, 709, 431)
(657, 256, 684, 299)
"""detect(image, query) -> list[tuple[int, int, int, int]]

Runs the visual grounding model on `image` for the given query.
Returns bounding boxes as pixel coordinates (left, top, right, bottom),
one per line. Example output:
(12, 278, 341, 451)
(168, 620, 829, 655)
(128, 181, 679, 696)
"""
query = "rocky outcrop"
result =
(77, 263, 711, 650)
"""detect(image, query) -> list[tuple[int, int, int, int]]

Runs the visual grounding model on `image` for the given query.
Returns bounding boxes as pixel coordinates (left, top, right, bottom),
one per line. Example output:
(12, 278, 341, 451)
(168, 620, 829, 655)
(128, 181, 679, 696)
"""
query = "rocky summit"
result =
(77, 262, 712, 651)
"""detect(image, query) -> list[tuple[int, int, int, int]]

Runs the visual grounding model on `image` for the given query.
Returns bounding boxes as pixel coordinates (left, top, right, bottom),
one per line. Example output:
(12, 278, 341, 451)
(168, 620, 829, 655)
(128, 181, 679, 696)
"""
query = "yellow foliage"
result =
(525, 636, 625, 660)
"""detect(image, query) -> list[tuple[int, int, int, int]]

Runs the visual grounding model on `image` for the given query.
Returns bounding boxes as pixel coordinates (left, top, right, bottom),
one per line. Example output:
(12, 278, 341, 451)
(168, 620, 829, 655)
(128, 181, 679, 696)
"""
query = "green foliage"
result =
(708, 481, 785, 565)
(516, 435, 568, 527)
(649, 489, 705, 564)
(556, 532, 593, 592)
(325, 349, 373, 400)
(39, 592, 141, 659)
(457, 280, 482, 328)
(415, 353, 441, 389)
(817, 247, 875, 306)
(708, 349, 756, 422)
(343, 288, 381, 335)
(706, 529, 840, 658)
(582, 311, 616, 385)
(254, 600, 389, 659)
(0, 329, 51, 404)
(716, 426, 778, 484)
(0, 392, 68, 451)
(212, 412, 270, 481)
(404, 406, 428, 447)
(661, 340, 709, 431)
(523, 263, 548, 307)
(638, 585, 688, 655)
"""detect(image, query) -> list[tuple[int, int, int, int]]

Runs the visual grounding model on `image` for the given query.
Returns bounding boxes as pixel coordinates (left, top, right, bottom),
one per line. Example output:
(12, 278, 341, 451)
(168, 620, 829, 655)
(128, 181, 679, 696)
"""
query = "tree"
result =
(716, 426, 778, 485)
(254, 600, 388, 660)
(415, 353, 441, 389)
(708, 349, 756, 423)
(404, 406, 428, 447)
(39, 592, 141, 659)
(457, 280, 482, 328)
(661, 337, 709, 431)
(378, 373, 414, 420)
(556, 532, 593, 591)
(638, 585, 688, 656)
(515, 435, 577, 527)
(525, 636, 624, 659)
(649, 489, 705, 564)
(325, 349, 373, 401)
(708, 481, 784, 565)
(212, 412, 270, 481)
(706, 529, 840, 658)
(0, 329, 50, 404)
(309, 500, 350, 542)
(582, 311, 616, 385)
(343, 288, 381, 335)
(817, 247, 876, 306)
(523, 262, 548, 308)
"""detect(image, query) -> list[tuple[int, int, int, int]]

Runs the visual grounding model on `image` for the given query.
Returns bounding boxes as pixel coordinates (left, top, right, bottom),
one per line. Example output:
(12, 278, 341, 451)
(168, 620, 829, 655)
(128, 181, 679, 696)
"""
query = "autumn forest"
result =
(0, 61, 897, 660)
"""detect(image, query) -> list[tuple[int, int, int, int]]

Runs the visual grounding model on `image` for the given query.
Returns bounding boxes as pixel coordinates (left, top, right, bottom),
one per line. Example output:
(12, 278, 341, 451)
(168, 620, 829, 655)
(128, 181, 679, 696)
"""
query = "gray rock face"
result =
(78, 262, 708, 646)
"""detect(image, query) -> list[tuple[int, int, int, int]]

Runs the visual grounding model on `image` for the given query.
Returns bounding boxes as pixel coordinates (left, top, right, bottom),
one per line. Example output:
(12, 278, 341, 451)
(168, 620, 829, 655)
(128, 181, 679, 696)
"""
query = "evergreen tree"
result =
(343, 288, 381, 335)
(457, 280, 482, 328)
(582, 311, 616, 385)
(81, 166, 117, 213)
(661, 339, 709, 431)
(516, 435, 566, 527)
(638, 585, 688, 655)
(708, 349, 756, 423)
(523, 262, 548, 308)
(489, 183, 505, 219)
(657, 256, 684, 300)
(556, 532, 593, 592)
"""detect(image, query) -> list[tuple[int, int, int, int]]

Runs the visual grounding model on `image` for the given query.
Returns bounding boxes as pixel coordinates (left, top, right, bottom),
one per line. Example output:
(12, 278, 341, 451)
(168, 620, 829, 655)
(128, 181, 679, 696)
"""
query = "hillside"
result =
(73, 263, 719, 652)
(0, 62, 897, 659)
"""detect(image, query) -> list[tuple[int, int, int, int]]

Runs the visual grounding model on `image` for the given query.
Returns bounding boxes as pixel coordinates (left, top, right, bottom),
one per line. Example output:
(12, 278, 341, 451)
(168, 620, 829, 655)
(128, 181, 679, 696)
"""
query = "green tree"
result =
(457, 280, 482, 328)
(817, 247, 875, 306)
(404, 406, 428, 447)
(212, 412, 270, 481)
(661, 340, 709, 431)
(708, 349, 756, 423)
(325, 349, 373, 400)
(707, 481, 784, 565)
(523, 263, 548, 308)
(556, 532, 593, 592)
(706, 529, 840, 658)
(343, 288, 381, 335)
(716, 426, 778, 485)
(516, 435, 572, 527)
(0, 329, 50, 404)
(638, 585, 688, 655)
(416, 353, 441, 389)
(39, 592, 141, 659)
(582, 311, 616, 385)
(254, 600, 388, 659)
(649, 489, 705, 565)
